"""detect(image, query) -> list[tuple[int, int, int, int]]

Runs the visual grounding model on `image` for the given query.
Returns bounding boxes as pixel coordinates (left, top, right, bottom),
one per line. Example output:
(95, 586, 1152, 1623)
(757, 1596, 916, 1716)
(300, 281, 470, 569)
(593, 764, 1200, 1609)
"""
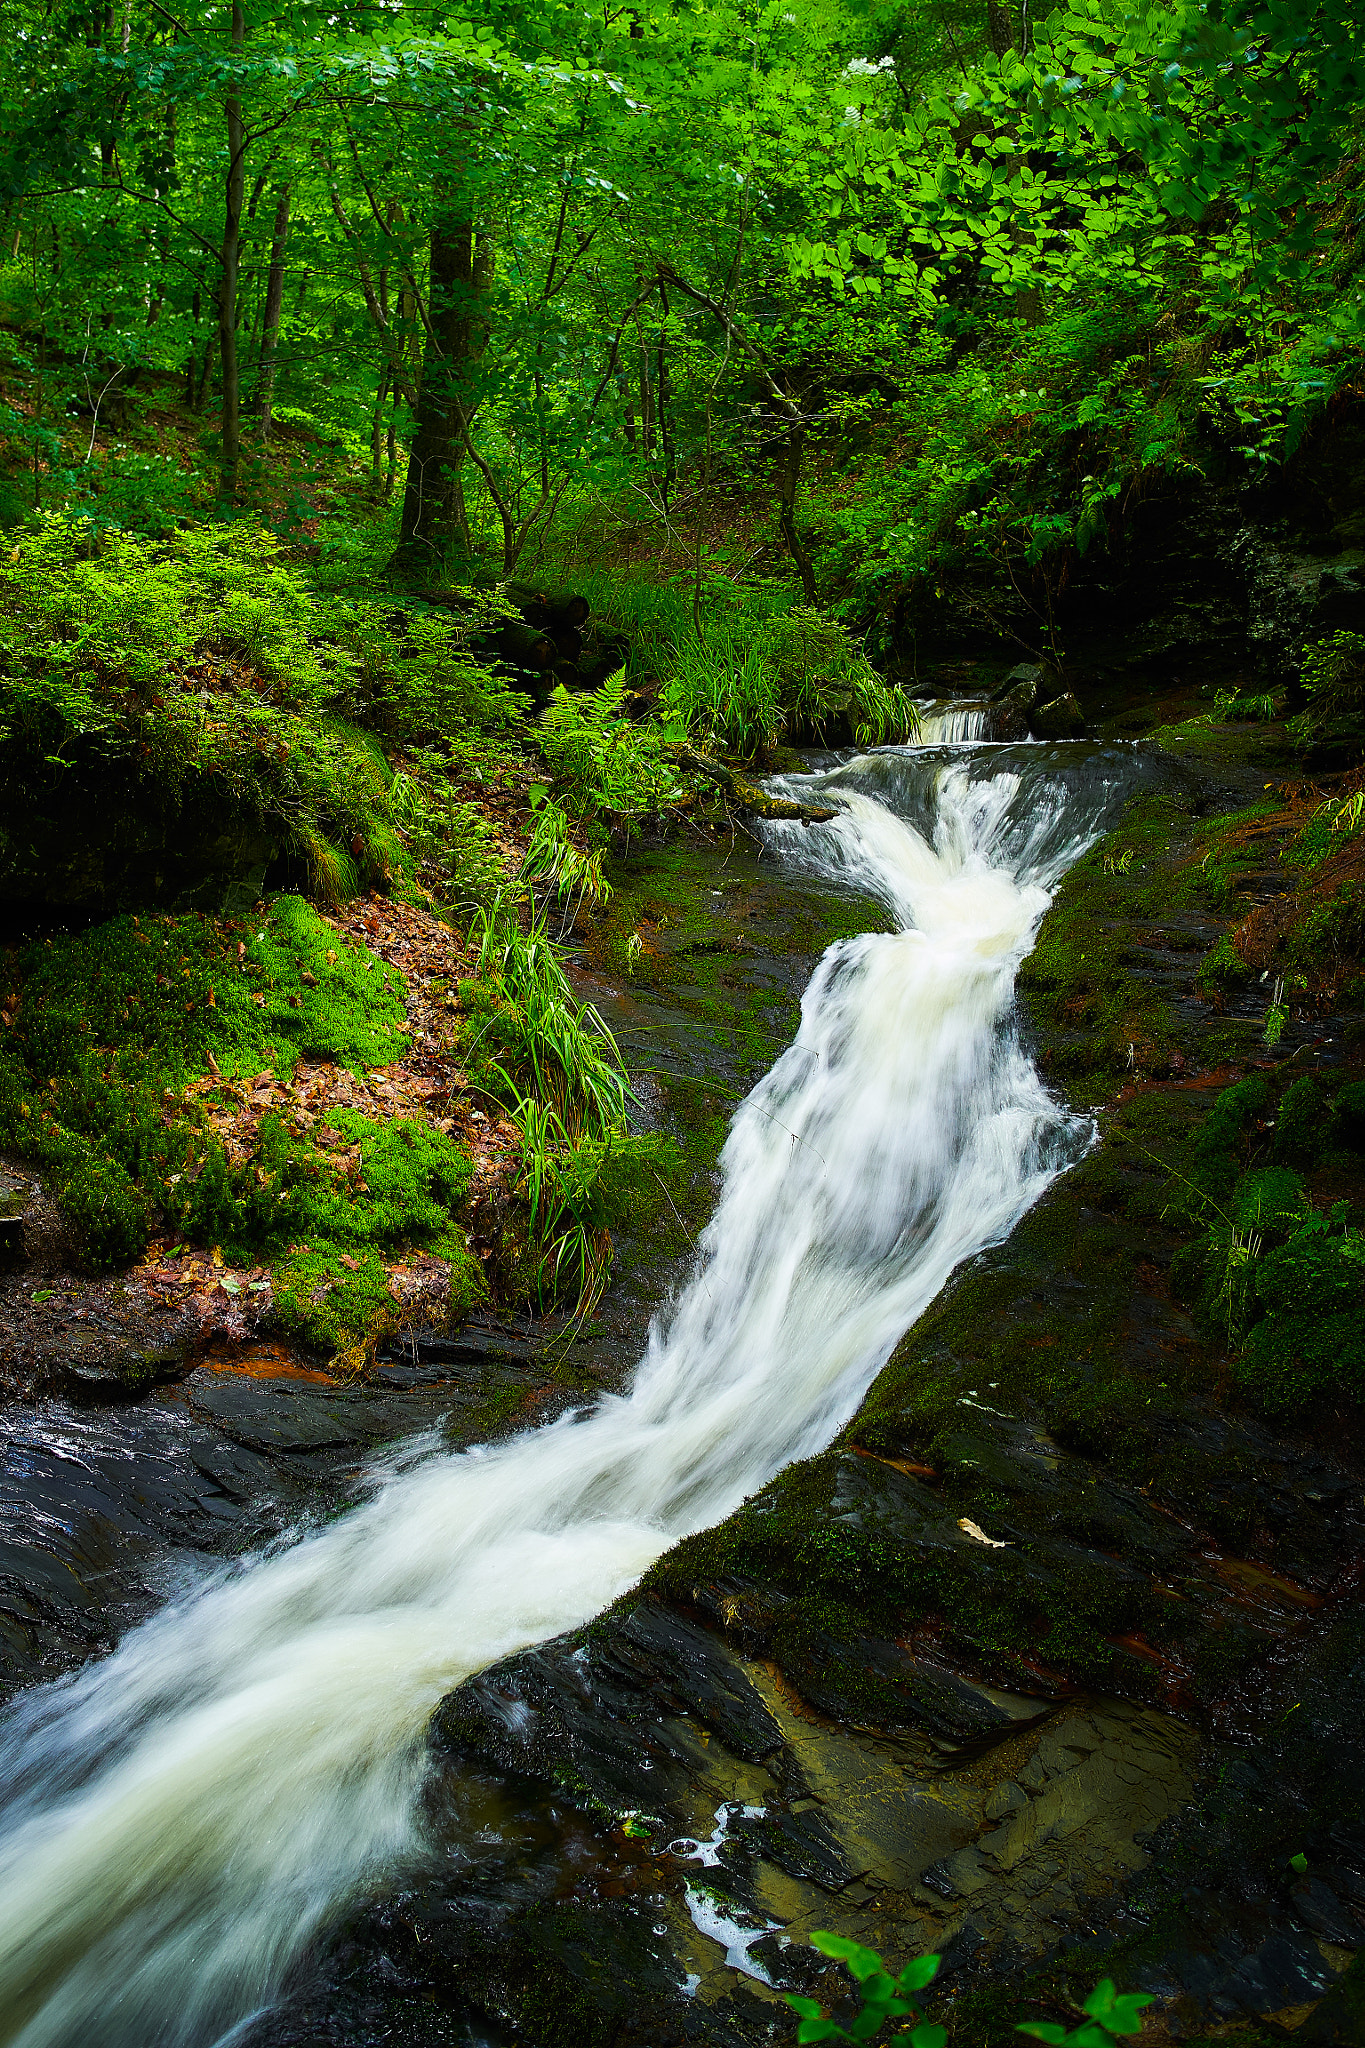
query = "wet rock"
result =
(0, 1171, 26, 1269)
(990, 664, 1047, 707)
(1296, 1953, 1365, 2046)
(61, 1342, 190, 1402)
(1233, 531, 1365, 688)
(184, 1369, 457, 1463)
(0, 1397, 306, 1697)
(1030, 693, 1086, 740)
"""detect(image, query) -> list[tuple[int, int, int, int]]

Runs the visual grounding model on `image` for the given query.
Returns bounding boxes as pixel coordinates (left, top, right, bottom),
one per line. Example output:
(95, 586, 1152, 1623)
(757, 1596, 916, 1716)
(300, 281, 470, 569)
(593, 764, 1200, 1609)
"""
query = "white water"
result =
(0, 748, 1115, 2048)
(912, 700, 991, 745)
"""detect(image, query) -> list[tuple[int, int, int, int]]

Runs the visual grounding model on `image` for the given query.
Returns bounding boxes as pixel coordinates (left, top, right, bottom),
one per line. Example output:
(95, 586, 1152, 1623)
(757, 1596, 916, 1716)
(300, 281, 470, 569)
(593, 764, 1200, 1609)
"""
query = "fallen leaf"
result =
(338, 1253, 360, 1271)
(958, 1517, 1009, 1549)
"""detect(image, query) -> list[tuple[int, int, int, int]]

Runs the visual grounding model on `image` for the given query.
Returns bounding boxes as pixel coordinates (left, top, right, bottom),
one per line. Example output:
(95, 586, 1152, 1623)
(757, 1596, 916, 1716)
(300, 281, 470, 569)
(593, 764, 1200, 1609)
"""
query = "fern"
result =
(536, 670, 679, 816)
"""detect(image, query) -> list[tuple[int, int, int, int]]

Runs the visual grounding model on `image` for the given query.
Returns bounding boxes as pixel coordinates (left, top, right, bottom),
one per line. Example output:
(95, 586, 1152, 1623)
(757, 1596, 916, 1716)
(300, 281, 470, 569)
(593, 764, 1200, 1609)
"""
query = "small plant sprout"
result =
(787, 1934, 945, 2046)
(791, 1938, 1154, 2048)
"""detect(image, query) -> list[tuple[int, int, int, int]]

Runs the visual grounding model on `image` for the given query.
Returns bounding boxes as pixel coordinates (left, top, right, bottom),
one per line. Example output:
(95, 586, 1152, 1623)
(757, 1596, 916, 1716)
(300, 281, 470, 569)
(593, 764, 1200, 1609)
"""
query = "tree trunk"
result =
(987, 0, 1015, 55)
(217, 0, 246, 499)
(777, 427, 817, 604)
(393, 207, 490, 569)
(194, 333, 217, 413)
(252, 182, 290, 437)
(370, 367, 389, 489)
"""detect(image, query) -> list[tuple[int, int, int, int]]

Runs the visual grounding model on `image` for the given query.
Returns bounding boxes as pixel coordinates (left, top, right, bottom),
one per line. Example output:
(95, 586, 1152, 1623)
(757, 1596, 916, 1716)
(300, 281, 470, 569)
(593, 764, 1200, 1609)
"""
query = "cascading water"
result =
(0, 738, 1148, 2048)
(910, 700, 992, 745)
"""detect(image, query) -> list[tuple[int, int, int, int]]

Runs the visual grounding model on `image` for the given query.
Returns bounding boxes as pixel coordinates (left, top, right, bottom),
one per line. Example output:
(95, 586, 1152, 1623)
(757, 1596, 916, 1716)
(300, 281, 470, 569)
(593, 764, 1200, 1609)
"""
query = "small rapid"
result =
(0, 741, 1142, 2047)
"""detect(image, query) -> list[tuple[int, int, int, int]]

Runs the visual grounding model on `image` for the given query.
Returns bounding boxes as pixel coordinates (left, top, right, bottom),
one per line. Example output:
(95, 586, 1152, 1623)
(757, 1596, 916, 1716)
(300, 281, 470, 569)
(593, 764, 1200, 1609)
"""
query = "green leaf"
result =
(1083, 1980, 1154, 2035)
(896, 1957, 943, 1993)
(1290, 1853, 1309, 1873)
(810, 1934, 889, 1983)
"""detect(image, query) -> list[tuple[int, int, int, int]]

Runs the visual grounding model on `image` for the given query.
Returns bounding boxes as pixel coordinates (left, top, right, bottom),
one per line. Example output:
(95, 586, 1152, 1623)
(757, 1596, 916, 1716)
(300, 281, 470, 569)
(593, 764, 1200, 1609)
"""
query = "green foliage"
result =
(1290, 634, 1365, 756)
(536, 670, 681, 816)
(0, 895, 407, 1269)
(1018, 1979, 1154, 2048)
(1213, 690, 1279, 724)
(788, 1936, 944, 2046)
(521, 795, 611, 911)
(660, 608, 917, 758)
(1290, 790, 1365, 871)
(788, 1935, 1151, 2048)
(1161, 1075, 1365, 1412)
(390, 749, 512, 911)
(467, 896, 627, 1141)
(0, 517, 525, 906)
(464, 894, 637, 1308)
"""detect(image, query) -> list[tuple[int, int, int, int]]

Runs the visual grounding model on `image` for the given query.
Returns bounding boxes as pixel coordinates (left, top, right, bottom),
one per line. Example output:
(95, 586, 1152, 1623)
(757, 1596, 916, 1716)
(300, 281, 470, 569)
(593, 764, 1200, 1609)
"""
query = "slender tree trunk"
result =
(639, 332, 654, 459)
(777, 427, 817, 604)
(217, 0, 247, 499)
(656, 281, 676, 511)
(194, 333, 217, 412)
(370, 367, 389, 489)
(393, 206, 490, 569)
(252, 182, 290, 437)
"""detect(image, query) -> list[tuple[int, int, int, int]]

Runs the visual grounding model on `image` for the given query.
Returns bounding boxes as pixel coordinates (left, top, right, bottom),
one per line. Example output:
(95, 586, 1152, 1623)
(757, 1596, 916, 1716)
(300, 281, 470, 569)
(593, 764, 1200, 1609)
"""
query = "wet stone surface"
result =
(281, 731, 1365, 2048)
(5, 726, 1365, 2046)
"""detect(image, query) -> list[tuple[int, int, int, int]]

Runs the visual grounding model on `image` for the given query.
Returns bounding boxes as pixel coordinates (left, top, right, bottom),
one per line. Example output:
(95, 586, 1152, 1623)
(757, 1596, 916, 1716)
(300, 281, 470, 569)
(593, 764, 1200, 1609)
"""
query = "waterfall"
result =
(911, 701, 992, 746)
(0, 745, 1131, 2048)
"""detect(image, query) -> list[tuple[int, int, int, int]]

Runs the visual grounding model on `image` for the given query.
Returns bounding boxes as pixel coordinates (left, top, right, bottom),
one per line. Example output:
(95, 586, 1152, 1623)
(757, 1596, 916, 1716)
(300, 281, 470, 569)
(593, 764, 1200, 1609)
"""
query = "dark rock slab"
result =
(0, 1396, 306, 1696)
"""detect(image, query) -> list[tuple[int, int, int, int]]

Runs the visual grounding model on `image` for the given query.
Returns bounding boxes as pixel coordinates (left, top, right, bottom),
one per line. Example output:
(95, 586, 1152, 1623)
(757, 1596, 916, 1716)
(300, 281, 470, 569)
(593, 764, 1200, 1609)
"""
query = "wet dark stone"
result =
(1296, 1953, 1365, 2046)
(1030, 693, 1087, 740)
(184, 1370, 459, 1459)
(432, 1602, 784, 1818)
(0, 1396, 308, 1697)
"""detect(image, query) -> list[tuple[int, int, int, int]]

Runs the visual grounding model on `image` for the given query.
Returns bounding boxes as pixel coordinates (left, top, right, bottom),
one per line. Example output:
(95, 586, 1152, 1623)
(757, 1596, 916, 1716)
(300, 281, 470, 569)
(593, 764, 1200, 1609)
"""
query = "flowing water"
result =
(911, 700, 991, 746)
(0, 737, 1153, 2048)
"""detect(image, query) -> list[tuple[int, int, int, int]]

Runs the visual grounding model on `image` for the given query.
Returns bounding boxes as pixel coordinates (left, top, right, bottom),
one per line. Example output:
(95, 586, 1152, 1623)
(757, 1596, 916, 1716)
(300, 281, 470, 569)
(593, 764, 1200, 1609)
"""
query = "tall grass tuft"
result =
(466, 894, 632, 1312)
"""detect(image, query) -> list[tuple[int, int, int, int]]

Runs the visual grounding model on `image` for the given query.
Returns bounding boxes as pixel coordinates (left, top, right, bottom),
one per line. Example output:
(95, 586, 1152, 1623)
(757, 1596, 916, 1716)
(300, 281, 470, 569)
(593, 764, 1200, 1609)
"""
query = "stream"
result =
(0, 729, 1155, 2047)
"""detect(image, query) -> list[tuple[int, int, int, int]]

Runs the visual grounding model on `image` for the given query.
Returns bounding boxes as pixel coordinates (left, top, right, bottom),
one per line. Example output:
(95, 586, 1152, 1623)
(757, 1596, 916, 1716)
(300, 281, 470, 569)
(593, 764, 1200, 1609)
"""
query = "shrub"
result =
(536, 669, 680, 816)
(1198, 933, 1251, 990)
(1290, 631, 1365, 756)
(0, 516, 523, 909)
(659, 607, 918, 757)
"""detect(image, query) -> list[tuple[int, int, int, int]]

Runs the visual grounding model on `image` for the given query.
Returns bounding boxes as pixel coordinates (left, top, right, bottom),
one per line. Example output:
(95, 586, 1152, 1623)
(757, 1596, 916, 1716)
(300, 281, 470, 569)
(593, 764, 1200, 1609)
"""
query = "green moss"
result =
(209, 894, 409, 1076)
(273, 1245, 399, 1357)
(1199, 933, 1252, 990)
(0, 895, 410, 1272)
(1016, 794, 1200, 1089)
(257, 1113, 483, 1354)
(1288, 880, 1365, 968)
(1274, 1075, 1329, 1166)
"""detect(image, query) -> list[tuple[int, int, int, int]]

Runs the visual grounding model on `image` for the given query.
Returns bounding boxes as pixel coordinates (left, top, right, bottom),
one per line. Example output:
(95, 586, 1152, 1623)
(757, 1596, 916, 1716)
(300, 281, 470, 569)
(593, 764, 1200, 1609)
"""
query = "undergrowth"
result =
(0, 894, 488, 1351)
(0, 515, 523, 909)
(1162, 1071, 1365, 1413)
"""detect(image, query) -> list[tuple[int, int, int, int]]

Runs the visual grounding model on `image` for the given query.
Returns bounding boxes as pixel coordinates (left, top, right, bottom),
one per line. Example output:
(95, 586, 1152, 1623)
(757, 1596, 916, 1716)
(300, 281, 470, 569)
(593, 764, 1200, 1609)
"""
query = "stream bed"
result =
(0, 725, 1356, 2048)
